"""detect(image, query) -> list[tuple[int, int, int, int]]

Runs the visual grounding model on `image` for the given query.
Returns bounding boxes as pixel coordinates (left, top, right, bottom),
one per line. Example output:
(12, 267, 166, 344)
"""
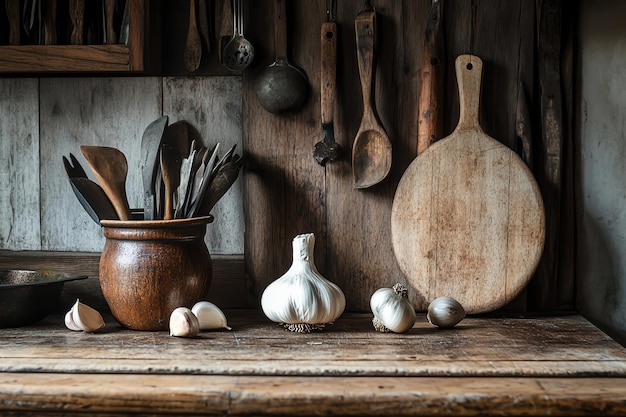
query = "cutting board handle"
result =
(455, 54, 483, 133)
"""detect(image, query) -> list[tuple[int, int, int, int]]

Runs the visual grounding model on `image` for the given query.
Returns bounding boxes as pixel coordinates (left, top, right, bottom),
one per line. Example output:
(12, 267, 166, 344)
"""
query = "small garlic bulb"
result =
(64, 299, 105, 332)
(261, 233, 346, 332)
(370, 283, 416, 333)
(169, 307, 200, 337)
(427, 296, 466, 328)
(191, 301, 231, 330)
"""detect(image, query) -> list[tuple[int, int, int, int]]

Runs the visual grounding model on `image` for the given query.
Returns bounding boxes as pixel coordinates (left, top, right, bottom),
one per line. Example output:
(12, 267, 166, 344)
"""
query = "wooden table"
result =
(0, 310, 624, 416)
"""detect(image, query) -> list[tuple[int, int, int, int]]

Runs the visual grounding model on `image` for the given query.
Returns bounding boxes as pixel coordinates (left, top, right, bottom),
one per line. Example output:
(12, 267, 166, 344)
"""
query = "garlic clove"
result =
(427, 296, 466, 328)
(65, 299, 105, 332)
(169, 307, 200, 337)
(64, 309, 82, 331)
(191, 301, 231, 330)
(370, 283, 416, 333)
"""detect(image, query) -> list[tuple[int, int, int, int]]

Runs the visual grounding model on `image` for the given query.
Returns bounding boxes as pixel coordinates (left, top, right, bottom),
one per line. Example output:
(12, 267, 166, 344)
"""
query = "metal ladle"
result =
(222, 0, 255, 72)
(254, 0, 308, 113)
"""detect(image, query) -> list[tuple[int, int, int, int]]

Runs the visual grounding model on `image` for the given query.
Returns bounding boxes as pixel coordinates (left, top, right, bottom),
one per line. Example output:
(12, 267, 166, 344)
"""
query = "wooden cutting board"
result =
(391, 54, 545, 314)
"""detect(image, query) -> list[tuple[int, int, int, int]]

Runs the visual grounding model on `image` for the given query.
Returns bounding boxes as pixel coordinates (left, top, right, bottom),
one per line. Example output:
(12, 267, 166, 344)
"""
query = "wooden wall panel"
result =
(0, 78, 41, 250)
(39, 77, 162, 252)
(163, 76, 244, 255)
(243, 0, 541, 311)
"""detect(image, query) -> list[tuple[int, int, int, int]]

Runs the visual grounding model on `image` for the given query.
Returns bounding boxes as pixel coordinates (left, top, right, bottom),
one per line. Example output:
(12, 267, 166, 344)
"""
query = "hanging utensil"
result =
(254, 0, 309, 114)
(140, 116, 169, 220)
(417, 0, 443, 155)
(217, 0, 233, 64)
(43, 0, 57, 44)
(352, 1, 392, 188)
(314, 0, 341, 165)
(104, 0, 116, 44)
(198, 0, 212, 53)
(185, 0, 202, 72)
(80, 145, 132, 221)
(69, 0, 84, 45)
(222, 0, 255, 71)
(119, 0, 129, 45)
(6, 0, 20, 45)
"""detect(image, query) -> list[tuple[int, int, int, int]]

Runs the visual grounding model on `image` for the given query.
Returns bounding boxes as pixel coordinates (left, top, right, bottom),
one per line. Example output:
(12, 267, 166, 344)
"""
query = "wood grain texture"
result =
(0, 79, 41, 251)
(0, 313, 625, 415)
(0, 312, 624, 377)
(243, 1, 544, 312)
(391, 56, 545, 314)
(0, 374, 625, 416)
(39, 77, 162, 252)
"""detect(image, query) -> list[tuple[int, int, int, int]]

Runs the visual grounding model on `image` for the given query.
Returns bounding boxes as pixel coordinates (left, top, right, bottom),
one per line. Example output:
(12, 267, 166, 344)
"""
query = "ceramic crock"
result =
(99, 216, 213, 331)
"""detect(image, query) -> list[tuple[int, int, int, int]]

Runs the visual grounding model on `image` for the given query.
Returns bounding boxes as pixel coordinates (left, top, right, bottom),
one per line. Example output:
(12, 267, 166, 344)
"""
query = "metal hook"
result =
(326, 0, 337, 21)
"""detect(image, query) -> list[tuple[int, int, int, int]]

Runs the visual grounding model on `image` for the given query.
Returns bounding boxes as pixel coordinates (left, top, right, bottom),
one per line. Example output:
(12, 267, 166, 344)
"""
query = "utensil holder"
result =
(99, 216, 213, 330)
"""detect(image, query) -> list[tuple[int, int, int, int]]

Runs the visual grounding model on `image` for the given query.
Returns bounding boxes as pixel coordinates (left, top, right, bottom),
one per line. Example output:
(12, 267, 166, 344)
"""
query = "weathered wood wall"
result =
(0, 0, 575, 314)
(242, 0, 566, 312)
(0, 76, 242, 254)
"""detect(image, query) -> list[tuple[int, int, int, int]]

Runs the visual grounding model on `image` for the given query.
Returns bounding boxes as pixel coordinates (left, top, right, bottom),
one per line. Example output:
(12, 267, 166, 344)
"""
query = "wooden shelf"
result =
(0, 310, 624, 416)
(0, 0, 160, 74)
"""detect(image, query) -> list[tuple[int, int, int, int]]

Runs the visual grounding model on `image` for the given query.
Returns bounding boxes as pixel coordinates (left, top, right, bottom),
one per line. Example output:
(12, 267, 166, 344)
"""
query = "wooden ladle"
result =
(80, 145, 132, 221)
(352, 9, 391, 189)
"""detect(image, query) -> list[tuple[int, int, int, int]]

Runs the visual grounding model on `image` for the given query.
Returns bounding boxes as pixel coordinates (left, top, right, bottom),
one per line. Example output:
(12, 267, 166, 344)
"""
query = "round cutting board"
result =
(391, 55, 545, 314)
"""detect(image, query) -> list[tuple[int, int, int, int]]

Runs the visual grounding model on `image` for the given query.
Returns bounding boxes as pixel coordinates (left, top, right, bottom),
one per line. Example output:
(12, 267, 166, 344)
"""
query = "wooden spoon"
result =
(185, 0, 202, 72)
(352, 9, 391, 189)
(80, 145, 132, 221)
(104, 0, 116, 44)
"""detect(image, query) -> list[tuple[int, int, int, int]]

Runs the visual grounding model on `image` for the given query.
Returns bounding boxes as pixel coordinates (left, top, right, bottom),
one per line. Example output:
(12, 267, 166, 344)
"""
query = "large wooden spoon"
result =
(352, 9, 391, 189)
(80, 145, 132, 221)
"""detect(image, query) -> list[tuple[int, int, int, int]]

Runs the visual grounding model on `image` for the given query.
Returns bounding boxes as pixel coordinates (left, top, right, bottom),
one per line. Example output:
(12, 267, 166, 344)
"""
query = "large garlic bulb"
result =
(261, 233, 346, 332)
(370, 283, 416, 333)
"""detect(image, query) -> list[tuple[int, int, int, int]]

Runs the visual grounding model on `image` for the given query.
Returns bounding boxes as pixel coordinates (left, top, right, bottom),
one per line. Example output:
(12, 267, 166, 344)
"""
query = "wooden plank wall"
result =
(0, 0, 575, 314)
(0, 76, 242, 254)
(242, 0, 572, 312)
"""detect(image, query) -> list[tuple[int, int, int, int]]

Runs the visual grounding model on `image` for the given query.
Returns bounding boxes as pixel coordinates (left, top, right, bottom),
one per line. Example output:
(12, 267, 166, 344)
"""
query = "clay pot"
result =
(99, 216, 213, 331)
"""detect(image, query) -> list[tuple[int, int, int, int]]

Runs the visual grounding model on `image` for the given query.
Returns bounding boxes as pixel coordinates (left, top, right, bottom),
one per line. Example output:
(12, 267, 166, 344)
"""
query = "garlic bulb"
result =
(64, 299, 105, 332)
(370, 283, 416, 333)
(169, 307, 200, 337)
(261, 233, 346, 332)
(427, 296, 466, 328)
(191, 301, 231, 330)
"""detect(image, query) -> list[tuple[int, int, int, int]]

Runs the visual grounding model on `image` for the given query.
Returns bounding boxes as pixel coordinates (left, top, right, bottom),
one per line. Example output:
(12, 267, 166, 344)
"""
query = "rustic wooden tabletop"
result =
(0, 310, 624, 416)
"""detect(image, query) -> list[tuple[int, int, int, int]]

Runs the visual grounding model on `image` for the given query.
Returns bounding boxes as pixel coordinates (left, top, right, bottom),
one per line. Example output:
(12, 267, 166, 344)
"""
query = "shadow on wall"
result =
(577, 215, 626, 347)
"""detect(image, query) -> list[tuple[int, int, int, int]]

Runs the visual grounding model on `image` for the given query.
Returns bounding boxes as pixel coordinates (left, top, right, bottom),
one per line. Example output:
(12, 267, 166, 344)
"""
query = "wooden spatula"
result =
(80, 145, 132, 221)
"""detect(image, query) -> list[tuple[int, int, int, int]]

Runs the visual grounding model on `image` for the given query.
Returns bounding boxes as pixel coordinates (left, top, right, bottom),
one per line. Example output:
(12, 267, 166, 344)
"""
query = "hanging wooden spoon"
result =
(104, 0, 116, 44)
(185, 0, 202, 72)
(352, 8, 392, 189)
(80, 145, 132, 221)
